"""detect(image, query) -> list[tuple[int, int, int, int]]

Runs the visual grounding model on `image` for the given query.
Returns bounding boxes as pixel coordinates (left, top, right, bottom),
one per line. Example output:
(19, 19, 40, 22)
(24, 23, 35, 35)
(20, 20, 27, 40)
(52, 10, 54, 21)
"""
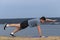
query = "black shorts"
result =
(20, 21, 29, 30)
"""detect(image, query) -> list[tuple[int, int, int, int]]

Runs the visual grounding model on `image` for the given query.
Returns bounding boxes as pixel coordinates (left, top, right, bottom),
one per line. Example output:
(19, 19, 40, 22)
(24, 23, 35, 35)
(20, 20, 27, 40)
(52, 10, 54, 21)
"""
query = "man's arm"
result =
(37, 25, 42, 37)
(46, 19, 57, 22)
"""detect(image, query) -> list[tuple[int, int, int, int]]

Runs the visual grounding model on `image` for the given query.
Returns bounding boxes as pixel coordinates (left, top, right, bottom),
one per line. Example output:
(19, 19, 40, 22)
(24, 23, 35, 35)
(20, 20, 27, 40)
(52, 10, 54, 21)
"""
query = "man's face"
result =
(40, 19, 45, 23)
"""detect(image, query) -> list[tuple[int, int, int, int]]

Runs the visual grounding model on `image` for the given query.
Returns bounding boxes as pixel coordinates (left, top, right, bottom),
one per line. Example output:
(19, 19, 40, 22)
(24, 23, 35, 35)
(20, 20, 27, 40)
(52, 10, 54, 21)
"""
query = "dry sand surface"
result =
(0, 36, 60, 40)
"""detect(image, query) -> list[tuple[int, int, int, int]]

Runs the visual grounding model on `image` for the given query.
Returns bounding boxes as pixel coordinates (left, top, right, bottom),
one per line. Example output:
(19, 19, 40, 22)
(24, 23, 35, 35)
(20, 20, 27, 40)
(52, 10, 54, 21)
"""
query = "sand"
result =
(0, 36, 60, 40)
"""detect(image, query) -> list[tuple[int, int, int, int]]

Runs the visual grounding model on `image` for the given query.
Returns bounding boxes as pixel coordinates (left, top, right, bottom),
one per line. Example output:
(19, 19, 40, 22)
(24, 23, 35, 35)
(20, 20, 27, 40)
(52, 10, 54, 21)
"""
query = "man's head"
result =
(40, 16, 46, 23)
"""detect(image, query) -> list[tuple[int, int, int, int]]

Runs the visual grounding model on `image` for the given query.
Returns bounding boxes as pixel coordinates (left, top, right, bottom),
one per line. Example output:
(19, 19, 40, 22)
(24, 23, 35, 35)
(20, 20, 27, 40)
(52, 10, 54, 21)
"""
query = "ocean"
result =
(0, 24, 60, 37)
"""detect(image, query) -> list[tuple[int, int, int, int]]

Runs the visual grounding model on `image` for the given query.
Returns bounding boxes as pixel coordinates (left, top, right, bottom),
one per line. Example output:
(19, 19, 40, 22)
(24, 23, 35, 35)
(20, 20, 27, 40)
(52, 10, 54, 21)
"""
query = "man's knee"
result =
(16, 24, 21, 29)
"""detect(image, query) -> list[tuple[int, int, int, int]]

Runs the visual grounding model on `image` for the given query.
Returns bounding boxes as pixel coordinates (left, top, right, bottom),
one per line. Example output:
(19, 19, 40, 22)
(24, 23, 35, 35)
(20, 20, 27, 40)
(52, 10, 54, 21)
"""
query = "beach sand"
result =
(0, 36, 60, 40)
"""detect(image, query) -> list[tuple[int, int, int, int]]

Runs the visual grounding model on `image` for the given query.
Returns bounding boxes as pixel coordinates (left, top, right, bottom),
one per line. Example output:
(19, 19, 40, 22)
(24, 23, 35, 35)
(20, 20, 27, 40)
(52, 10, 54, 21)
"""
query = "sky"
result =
(0, 0, 60, 18)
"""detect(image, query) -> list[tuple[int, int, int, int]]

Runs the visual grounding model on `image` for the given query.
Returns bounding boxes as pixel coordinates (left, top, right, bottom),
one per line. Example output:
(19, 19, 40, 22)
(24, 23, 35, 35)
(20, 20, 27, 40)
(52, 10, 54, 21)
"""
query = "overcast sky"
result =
(0, 0, 60, 18)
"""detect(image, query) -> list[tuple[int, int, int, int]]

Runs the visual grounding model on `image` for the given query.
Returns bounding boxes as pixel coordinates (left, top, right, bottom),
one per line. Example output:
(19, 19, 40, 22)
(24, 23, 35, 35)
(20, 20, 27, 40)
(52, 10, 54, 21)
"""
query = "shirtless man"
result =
(4, 16, 56, 37)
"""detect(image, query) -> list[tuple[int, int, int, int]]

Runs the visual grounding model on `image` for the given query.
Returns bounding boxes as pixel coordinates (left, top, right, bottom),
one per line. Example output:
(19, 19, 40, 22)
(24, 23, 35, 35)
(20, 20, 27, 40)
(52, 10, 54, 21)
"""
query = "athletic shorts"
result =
(20, 21, 29, 30)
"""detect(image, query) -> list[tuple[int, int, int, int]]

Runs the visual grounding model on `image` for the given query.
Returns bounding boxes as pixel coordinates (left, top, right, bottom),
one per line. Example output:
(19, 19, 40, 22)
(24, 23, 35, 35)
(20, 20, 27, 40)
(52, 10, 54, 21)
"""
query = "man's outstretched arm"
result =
(46, 19, 57, 22)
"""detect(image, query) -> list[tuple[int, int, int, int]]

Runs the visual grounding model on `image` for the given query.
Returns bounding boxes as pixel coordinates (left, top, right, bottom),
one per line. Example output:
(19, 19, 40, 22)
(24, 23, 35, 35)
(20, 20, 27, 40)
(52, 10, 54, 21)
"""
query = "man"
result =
(4, 16, 56, 37)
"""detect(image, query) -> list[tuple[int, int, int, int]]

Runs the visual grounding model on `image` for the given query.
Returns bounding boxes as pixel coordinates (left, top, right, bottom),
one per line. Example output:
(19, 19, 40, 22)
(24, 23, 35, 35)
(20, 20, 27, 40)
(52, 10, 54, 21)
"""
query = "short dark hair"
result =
(40, 16, 46, 20)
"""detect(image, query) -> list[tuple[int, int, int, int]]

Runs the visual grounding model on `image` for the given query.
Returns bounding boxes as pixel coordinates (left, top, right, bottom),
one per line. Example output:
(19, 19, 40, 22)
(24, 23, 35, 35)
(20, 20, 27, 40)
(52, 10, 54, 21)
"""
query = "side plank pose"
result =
(4, 16, 56, 37)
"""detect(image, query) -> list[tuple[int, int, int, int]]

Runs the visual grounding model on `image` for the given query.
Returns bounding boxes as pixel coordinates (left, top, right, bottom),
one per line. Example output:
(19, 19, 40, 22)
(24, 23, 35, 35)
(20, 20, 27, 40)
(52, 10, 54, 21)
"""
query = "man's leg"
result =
(10, 24, 21, 37)
(4, 24, 20, 30)
(4, 24, 21, 37)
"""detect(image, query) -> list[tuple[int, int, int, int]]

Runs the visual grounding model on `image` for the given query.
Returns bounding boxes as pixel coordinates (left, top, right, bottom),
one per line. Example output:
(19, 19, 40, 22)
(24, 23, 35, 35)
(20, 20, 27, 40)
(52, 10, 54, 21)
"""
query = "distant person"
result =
(4, 16, 56, 37)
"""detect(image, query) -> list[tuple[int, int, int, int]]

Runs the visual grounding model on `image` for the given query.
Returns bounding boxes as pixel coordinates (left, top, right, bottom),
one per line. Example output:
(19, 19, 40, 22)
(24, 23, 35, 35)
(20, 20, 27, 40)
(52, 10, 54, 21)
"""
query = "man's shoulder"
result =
(28, 18, 40, 22)
(28, 18, 39, 20)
